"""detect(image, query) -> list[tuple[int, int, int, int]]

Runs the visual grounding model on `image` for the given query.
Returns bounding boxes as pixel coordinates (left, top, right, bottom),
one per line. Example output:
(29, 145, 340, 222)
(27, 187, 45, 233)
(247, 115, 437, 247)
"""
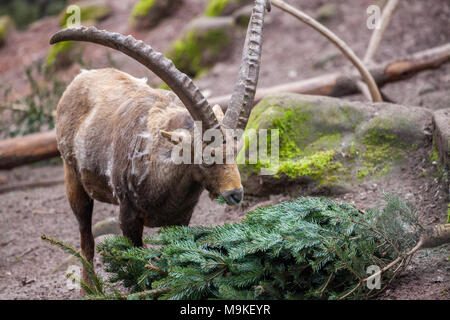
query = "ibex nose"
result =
(221, 188, 244, 205)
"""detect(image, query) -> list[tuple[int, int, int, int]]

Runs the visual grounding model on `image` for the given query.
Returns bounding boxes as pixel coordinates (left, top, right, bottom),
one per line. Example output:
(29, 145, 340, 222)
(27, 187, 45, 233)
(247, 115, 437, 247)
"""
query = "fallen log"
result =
(0, 44, 449, 170)
(0, 130, 59, 170)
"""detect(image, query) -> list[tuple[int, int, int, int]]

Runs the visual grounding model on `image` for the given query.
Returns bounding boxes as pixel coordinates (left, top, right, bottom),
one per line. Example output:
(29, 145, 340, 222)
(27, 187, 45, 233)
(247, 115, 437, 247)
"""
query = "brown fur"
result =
(56, 68, 243, 286)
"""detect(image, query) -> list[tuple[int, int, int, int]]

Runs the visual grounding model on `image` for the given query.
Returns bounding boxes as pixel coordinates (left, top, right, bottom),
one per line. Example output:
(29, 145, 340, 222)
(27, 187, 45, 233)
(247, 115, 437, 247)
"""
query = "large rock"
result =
(130, 0, 183, 30)
(166, 16, 235, 77)
(432, 108, 450, 170)
(204, 0, 253, 17)
(412, 89, 450, 111)
(238, 93, 432, 196)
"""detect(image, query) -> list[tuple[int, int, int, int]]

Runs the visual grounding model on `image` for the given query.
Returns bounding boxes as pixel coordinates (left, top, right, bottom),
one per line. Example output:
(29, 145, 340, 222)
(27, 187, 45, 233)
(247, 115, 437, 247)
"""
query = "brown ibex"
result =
(51, 0, 271, 285)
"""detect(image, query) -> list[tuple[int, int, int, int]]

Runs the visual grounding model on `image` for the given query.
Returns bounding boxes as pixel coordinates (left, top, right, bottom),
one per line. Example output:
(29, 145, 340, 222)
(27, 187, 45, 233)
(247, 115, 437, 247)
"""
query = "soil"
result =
(0, 0, 449, 300)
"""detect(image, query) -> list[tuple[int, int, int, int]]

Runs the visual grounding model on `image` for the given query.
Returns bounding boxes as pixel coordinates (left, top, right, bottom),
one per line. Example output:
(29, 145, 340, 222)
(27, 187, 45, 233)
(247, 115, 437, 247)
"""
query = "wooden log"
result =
(0, 44, 449, 170)
(0, 130, 59, 170)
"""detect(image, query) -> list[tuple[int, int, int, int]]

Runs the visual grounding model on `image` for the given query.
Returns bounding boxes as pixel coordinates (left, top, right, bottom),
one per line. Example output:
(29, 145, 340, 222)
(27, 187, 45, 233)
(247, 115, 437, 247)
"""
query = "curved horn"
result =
(50, 26, 219, 132)
(222, 0, 270, 131)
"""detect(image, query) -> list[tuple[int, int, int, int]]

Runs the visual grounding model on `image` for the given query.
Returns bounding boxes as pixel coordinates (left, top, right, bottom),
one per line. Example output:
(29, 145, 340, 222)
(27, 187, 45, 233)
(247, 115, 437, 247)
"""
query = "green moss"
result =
(60, 2, 111, 27)
(269, 109, 302, 159)
(204, 0, 229, 17)
(277, 150, 341, 183)
(362, 127, 397, 147)
(356, 168, 369, 180)
(447, 204, 450, 224)
(358, 126, 404, 178)
(430, 144, 440, 163)
(0, 23, 6, 40)
(131, 0, 156, 19)
(304, 133, 342, 154)
(46, 41, 75, 67)
(239, 106, 343, 184)
(0, 16, 13, 43)
(167, 28, 230, 77)
(158, 82, 171, 90)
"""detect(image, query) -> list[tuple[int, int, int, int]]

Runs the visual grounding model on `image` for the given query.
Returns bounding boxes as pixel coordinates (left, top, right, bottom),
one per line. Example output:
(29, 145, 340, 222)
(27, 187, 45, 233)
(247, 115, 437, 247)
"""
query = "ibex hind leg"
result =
(63, 160, 95, 293)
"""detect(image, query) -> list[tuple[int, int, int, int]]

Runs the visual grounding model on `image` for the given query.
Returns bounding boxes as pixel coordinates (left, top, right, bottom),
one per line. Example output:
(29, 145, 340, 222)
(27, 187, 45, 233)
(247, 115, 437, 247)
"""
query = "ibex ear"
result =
(160, 130, 191, 145)
(212, 104, 224, 123)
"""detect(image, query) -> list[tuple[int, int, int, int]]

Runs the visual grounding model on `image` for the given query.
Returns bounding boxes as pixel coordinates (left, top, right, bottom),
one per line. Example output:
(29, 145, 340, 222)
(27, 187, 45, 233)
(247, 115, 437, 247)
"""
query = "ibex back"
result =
(52, 0, 270, 288)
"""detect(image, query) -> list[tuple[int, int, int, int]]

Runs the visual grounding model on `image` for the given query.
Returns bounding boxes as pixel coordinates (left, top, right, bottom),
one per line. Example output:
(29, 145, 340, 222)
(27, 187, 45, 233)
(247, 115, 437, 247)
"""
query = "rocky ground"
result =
(0, 0, 449, 299)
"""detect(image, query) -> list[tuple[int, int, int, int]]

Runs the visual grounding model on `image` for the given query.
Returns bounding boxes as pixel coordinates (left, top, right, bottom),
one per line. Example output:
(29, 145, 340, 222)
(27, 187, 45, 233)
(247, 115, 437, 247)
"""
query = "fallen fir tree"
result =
(42, 195, 449, 300)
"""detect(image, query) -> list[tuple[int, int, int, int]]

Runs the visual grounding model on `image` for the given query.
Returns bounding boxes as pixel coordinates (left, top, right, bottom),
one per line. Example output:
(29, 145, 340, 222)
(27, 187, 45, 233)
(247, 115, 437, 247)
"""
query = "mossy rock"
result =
(432, 108, 450, 171)
(59, 0, 112, 27)
(356, 103, 432, 147)
(447, 203, 450, 223)
(238, 94, 432, 196)
(130, 0, 182, 30)
(204, 0, 253, 17)
(0, 16, 14, 47)
(166, 16, 235, 77)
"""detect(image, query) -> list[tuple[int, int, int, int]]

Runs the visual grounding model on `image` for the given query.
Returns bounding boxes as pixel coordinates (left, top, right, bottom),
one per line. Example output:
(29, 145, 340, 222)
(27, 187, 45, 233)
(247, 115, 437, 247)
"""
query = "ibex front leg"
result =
(119, 200, 144, 247)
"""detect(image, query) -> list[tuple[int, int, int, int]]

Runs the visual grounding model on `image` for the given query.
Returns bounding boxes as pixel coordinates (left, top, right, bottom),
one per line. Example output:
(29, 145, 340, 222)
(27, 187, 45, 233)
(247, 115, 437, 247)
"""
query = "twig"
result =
(271, 0, 383, 102)
(209, 43, 450, 107)
(357, 0, 401, 100)
(145, 262, 168, 277)
(364, 0, 401, 64)
(364, 238, 423, 284)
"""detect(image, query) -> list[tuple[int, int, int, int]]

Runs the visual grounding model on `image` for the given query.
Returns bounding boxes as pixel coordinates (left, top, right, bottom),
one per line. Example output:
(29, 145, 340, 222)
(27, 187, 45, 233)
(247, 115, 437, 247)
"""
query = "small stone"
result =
(130, 0, 183, 30)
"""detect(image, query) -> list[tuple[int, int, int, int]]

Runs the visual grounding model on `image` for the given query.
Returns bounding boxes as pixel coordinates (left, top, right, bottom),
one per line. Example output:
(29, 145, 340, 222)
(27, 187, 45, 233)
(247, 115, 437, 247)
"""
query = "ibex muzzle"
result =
(51, 0, 270, 288)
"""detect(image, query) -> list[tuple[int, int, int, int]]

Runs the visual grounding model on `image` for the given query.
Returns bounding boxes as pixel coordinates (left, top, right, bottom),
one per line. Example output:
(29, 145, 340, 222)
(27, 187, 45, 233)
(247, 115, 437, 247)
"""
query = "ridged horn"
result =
(50, 26, 219, 132)
(222, 0, 270, 131)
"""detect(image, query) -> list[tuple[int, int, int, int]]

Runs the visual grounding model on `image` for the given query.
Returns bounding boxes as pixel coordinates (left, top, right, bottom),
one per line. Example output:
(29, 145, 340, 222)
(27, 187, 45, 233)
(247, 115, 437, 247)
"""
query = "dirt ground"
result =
(0, 0, 449, 299)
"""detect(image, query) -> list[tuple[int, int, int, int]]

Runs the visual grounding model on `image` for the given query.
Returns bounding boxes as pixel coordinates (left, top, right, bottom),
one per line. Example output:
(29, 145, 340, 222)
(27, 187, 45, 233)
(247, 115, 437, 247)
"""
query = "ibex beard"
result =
(52, 0, 271, 291)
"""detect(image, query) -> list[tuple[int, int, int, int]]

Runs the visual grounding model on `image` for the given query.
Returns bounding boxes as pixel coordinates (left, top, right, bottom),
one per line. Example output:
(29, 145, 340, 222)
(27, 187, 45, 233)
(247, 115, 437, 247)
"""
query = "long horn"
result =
(50, 26, 219, 132)
(222, 0, 270, 131)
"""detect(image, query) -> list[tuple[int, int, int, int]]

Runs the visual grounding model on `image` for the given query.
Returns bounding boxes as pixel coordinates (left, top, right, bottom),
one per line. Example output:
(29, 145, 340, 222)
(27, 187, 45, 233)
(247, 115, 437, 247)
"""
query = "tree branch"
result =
(357, 0, 401, 100)
(271, 0, 383, 102)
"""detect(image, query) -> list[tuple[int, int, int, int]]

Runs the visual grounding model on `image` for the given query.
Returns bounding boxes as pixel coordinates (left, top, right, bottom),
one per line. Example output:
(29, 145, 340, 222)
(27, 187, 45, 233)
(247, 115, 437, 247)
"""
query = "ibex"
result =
(52, 0, 270, 285)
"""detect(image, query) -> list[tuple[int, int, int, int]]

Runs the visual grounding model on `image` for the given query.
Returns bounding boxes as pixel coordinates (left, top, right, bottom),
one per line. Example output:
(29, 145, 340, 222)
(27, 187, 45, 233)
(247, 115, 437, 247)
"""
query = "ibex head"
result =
(50, 0, 271, 206)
